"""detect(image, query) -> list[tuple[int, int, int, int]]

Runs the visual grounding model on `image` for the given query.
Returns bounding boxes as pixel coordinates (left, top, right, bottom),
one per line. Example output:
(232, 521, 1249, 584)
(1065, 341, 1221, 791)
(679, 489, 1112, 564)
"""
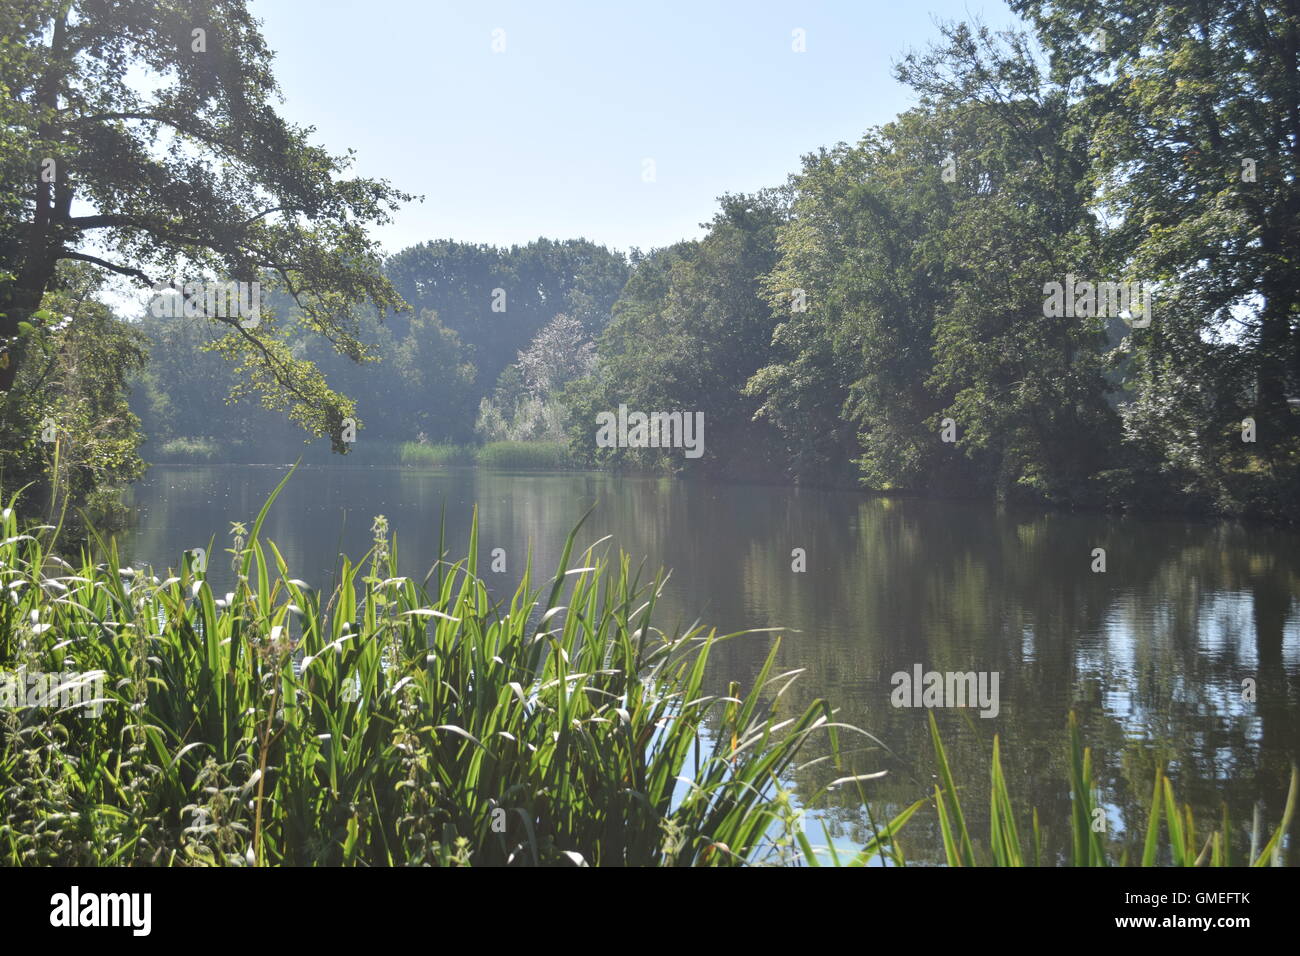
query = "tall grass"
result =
(918, 712, 1298, 867)
(155, 436, 220, 462)
(398, 442, 475, 467)
(398, 441, 569, 470)
(0, 471, 875, 866)
(475, 441, 570, 470)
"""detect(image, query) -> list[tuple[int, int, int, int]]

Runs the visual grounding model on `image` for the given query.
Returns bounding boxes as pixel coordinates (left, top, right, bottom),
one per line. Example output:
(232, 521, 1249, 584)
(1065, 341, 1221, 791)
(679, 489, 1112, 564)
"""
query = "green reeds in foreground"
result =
(922, 712, 1299, 867)
(0, 473, 879, 866)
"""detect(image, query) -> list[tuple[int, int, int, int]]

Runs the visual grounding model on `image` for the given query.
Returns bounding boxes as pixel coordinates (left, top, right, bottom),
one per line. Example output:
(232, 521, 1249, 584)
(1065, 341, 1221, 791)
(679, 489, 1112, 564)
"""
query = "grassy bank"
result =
(474, 440, 570, 470)
(400, 440, 570, 470)
(397, 442, 476, 467)
(149, 439, 570, 470)
(155, 436, 220, 462)
(0, 473, 1294, 866)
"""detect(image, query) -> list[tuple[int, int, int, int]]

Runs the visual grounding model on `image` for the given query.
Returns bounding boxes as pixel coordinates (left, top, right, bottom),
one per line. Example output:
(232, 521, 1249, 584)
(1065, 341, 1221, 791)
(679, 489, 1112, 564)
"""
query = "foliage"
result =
(915, 713, 1299, 867)
(565, 193, 790, 479)
(0, 264, 145, 515)
(137, 242, 628, 454)
(398, 442, 475, 467)
(0, 0, 411, 448)
(156, 437, 220, 462)
(475, 441, 570, 470)
(0, 481, 870, 866)
(476, 314, 596, 443)
(385, 239, 629, 398)
(563, 10, 1300, 519)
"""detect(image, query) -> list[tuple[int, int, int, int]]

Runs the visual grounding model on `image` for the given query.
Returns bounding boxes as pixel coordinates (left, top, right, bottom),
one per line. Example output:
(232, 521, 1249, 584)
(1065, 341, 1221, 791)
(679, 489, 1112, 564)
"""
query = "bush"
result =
(155, 436, 220, 461)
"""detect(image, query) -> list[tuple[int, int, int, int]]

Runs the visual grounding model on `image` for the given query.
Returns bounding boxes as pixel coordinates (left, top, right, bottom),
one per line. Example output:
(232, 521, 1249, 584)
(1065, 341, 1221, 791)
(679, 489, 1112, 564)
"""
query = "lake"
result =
(121, 463, 1300, 863)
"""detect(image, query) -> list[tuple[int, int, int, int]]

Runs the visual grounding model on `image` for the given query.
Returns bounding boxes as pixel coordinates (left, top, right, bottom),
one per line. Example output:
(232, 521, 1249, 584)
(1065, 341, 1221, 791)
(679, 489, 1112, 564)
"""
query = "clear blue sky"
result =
(254, 0, 1021, 255)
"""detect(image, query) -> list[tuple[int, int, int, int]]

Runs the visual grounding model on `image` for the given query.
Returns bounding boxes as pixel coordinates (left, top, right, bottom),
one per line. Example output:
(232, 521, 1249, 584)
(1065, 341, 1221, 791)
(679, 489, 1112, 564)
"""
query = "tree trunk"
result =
(1, 7, 70, 395)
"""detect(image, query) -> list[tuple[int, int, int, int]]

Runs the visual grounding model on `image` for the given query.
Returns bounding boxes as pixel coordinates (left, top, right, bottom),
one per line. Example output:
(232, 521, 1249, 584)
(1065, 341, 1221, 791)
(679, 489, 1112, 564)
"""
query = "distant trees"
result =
(477, 314, 595, 443)
(136, 300, 479, 452)
(137, 240, 628, 453)
(565, 193, 789, 477)
(385, 239, 630, 396)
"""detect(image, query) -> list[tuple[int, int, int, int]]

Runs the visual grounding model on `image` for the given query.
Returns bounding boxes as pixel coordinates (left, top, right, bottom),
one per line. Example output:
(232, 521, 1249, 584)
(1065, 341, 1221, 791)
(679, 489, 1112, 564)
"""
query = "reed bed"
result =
(0, 470, 868, 866)
(473, 441, 571, 470)
(397, 442, 476, 467)
(911, 712, 1298, 868)
(397, 441, 569, 470)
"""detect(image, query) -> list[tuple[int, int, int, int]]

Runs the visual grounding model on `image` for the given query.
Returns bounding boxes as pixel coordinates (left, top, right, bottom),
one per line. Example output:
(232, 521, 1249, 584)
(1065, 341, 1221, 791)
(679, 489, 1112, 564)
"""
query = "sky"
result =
(252, 0, 1023, 256)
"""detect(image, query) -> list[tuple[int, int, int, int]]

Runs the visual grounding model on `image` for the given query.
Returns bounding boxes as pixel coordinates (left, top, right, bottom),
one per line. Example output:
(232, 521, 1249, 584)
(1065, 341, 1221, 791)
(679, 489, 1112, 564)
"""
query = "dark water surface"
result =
(122, 464, 1300, 863)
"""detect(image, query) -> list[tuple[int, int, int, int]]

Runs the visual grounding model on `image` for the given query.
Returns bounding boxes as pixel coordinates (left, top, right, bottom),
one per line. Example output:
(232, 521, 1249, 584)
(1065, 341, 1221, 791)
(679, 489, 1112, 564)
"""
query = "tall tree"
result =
(568, 192, 787, 477)
(750, 26, 1116, 501)
(0, 0, 410, 448)
(1012, 0, 1300, 482)
(893, 24, 1117, 501)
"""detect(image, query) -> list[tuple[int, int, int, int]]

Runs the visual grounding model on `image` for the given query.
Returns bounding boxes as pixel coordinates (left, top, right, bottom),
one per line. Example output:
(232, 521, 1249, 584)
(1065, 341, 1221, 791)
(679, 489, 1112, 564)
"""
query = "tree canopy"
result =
(0, 0, 411, 449)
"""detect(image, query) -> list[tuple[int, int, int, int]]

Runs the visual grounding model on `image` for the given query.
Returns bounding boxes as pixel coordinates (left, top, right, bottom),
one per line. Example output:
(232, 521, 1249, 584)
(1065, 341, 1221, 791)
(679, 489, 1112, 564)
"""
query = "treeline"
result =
(134, 239, 630, 458)
(128, 1, 1300, 521)
(563, 6, 1300, 521)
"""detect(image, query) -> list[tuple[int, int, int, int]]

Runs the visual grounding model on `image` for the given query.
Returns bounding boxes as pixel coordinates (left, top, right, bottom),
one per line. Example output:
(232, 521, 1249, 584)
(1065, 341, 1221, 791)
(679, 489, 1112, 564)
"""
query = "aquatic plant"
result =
(0, 470, 868, 865)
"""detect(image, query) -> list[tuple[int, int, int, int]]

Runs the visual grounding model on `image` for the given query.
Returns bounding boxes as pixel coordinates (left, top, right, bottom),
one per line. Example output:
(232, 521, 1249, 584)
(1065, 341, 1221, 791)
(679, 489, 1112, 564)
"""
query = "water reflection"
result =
(122, 464, 1300, 863)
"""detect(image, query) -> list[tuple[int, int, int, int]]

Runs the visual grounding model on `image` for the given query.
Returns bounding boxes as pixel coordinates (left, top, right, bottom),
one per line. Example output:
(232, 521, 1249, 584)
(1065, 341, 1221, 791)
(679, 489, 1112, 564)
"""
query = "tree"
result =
(567, 192, 788, 477)
(384, 238, 629, 398)
(748, 25, 1117, 502)
(0, 0, 411, 449)
(1011, 0, 1300, 506)
(892, 24, 1117, 502)
(0, 262, 146, 519)
(476, 314, 595, 442)
(518, 314, 594, 398)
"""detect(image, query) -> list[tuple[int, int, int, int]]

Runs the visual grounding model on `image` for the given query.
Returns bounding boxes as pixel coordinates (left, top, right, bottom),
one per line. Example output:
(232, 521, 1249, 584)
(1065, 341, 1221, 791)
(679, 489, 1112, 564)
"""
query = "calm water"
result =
(122, 463, 1300, 863)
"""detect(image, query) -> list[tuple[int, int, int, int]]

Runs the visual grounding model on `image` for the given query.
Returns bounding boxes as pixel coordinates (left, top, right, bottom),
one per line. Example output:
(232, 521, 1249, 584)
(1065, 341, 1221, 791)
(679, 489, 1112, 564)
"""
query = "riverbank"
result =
(143, 437, 575, 471)
(138, 434, 1300, 527)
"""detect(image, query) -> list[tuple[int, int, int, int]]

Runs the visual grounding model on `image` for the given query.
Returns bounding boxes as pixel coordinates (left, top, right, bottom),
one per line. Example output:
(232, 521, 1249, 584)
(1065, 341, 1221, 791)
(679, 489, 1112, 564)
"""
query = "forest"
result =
(4, 5, 1294, 524)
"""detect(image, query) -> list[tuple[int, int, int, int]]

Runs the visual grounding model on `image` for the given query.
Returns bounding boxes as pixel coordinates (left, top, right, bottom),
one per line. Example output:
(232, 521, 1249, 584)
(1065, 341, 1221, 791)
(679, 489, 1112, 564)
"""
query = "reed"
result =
(397, 442, 475, 467)
(397, 441, 568, 469)
(918, 712, 1298, 867)
(0, 469, 873, 866)
(474, 441, 570, 470)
